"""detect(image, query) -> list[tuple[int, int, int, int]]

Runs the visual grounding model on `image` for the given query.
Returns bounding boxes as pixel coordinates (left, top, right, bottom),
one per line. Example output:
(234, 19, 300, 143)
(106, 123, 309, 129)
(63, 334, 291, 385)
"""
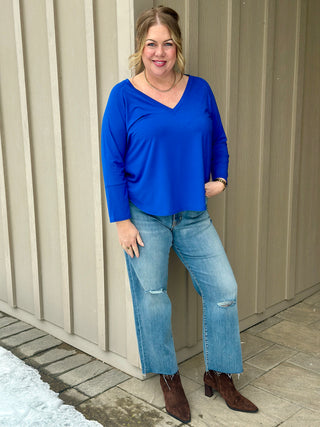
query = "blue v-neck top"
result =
(101, 75, 228, 222)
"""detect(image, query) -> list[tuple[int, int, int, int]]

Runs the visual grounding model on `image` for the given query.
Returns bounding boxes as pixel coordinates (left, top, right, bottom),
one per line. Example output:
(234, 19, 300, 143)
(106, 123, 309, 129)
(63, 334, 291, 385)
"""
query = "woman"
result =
(101, 6, 258, 424)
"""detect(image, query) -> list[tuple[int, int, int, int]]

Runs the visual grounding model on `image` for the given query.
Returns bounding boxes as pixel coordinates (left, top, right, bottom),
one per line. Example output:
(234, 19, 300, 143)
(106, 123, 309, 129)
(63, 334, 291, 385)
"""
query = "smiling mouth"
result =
(153, 60, 166, 66)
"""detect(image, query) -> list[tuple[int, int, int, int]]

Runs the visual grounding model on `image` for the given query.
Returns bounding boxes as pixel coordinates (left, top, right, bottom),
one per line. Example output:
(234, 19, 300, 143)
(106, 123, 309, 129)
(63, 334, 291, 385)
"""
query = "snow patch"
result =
(0, 347, 101, 426)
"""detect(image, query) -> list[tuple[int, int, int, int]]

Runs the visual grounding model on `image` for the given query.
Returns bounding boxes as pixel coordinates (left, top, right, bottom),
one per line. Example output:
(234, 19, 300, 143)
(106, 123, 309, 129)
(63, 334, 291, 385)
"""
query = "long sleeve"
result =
(207, 84, 229, 182)
(101, 85, 130, 222)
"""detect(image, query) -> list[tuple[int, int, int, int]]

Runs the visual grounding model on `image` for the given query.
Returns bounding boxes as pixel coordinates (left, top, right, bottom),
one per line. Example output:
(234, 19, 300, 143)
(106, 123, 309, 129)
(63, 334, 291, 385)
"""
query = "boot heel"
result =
(204, 383, 213, 397)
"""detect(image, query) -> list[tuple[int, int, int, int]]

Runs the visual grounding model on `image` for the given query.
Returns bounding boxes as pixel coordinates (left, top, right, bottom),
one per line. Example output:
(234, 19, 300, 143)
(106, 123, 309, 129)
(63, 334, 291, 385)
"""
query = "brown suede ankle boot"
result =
(204, 370, 258, 413)
(160, 372, 191, 423)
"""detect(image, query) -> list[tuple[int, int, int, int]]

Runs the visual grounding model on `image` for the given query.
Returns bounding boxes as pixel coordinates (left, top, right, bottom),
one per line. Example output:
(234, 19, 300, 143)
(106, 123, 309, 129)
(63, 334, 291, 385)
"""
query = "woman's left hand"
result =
(205, 181, 225, 198)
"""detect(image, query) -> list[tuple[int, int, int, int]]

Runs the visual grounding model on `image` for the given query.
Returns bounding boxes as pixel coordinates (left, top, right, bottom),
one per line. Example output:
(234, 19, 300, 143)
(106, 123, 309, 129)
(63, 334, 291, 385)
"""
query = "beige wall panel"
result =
(265, 0, 299, 307)
(198, 0, 229, 113)
(0, 210, 7, 301)
(296, 0, 320, 292)
(54, 0, 98, 342)
(198, 0, 229, 243)
(20, 0, 64, 327)
(0, 124, 12, 304)
(0, 0, 34, 313)
(0, 255, 7, 301)
(226, 0, 266, 319)
(0, 135, 9, 302)
(95, 0, 119, 110)
(284, 1, 307, 301)
(94, 0, 128, 355)
(105, 229, 128, 356)
(85, 0, 107, 350)
(253, 0, 275, 314)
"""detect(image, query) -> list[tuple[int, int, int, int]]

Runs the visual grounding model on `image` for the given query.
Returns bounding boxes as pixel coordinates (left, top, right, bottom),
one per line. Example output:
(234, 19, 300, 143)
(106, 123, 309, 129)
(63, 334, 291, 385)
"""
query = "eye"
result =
(146, 42, 156, 47)
(164, 42, 174, 47)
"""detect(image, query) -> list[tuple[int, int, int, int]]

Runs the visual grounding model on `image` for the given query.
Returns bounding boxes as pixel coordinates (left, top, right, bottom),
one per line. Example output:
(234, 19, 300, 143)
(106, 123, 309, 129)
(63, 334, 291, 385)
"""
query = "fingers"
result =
(121, 233, 144, 258)
(137, 233, 144, 247)
(122, 244, 139, 258)
(122, 245, 134, 258)
(132, 244, 140, 258)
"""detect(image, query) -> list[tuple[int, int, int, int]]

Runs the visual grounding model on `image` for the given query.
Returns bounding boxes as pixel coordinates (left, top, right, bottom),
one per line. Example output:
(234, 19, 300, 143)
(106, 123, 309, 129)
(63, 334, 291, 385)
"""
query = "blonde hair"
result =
(129, 6, 185, 76)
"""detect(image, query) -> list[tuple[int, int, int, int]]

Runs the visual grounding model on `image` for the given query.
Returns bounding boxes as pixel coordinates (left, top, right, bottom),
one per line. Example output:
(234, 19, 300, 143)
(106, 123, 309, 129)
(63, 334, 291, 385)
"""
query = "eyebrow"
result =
(145, 38, 173, 43)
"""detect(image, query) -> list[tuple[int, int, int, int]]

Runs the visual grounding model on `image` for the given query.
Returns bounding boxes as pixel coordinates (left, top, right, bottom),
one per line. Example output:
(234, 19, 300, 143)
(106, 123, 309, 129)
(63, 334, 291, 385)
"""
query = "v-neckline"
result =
(127, 75, 191, 111)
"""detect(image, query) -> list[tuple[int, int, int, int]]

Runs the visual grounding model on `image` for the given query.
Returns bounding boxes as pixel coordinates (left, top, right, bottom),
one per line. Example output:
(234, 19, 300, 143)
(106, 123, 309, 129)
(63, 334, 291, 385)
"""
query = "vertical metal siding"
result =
(45, 0, 72, 332)
(295, 0, 320, 293)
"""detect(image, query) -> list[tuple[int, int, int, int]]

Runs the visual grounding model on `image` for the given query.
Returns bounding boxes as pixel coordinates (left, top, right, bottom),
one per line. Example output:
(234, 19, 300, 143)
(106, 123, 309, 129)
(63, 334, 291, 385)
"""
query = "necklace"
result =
(144, 70, 177, 92)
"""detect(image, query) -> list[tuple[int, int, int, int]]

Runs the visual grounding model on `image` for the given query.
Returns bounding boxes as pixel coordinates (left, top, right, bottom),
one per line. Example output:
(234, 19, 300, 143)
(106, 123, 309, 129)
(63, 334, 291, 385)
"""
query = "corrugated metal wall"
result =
(0, 0, 319, 377)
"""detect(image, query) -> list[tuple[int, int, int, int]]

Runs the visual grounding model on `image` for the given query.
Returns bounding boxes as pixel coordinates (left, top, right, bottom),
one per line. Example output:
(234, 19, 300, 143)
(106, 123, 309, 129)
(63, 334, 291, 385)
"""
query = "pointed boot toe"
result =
(204, 371, 258, 413)
(160, 372, 191, 423)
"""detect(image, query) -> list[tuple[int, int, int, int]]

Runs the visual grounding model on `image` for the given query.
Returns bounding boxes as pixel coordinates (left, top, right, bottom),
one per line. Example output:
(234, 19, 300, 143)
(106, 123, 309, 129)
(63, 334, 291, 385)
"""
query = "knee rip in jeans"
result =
(217, 300, 236, 308)
(145, 289, 167, 295)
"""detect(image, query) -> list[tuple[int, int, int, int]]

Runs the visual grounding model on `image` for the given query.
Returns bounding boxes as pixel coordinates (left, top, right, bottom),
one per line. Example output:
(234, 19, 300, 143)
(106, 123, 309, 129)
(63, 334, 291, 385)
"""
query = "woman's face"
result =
(142, 24, 177, 78)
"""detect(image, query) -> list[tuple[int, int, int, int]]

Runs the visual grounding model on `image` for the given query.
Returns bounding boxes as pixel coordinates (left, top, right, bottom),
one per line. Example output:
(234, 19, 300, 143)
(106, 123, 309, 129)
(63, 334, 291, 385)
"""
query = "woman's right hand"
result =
(116, 219, 144, 258)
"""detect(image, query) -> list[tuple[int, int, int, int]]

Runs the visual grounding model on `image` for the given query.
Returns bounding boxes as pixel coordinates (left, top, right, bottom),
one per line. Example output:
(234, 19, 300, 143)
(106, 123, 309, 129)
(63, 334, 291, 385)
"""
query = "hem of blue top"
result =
(128, 198, 208, 219)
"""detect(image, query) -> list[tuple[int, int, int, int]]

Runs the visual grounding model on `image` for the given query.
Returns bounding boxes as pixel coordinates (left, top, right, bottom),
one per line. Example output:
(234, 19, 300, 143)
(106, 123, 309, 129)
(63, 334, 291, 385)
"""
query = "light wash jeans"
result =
(125, 202, 243, 375)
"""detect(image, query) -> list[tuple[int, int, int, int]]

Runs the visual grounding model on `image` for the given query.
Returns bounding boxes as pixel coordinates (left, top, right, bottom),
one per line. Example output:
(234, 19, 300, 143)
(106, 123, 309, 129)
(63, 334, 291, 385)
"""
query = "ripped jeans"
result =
(125, 202, 243, 375)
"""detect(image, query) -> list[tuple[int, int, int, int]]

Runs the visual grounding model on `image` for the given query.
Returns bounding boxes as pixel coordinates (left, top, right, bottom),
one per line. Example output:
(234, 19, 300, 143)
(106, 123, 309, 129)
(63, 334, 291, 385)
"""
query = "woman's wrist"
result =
(214, 177, 227, 191)
(116, 219, 132, 228)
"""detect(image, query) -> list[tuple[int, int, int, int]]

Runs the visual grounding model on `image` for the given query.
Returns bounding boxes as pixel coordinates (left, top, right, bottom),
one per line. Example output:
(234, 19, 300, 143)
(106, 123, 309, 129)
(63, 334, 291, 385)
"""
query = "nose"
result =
(155, 44, 165, 56)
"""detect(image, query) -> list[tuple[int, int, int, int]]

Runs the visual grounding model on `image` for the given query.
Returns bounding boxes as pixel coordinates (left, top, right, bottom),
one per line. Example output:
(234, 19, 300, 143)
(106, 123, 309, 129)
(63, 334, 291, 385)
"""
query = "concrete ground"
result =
(0, 290, 319, 426)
